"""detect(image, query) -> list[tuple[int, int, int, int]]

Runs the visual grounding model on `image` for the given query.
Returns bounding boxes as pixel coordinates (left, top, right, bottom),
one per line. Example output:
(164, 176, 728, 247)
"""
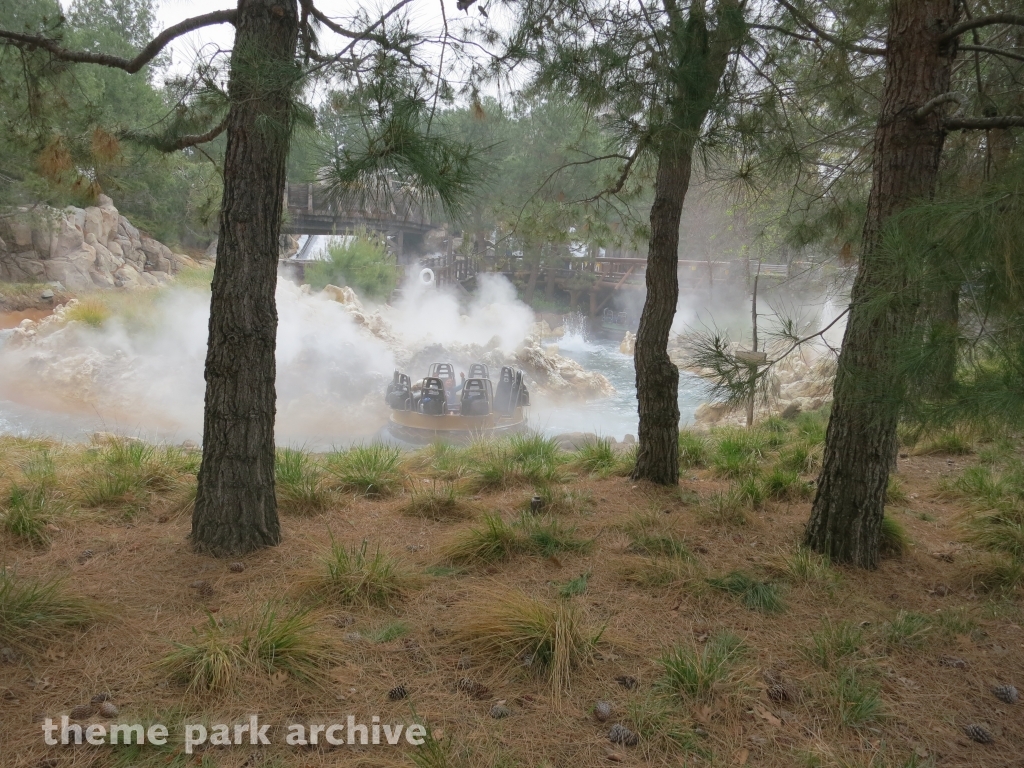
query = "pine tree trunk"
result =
(630, 1, 740, 484)
(191, 0, 299, 556)
(805, 0, 959, 568)
(631, 148, 689, 484)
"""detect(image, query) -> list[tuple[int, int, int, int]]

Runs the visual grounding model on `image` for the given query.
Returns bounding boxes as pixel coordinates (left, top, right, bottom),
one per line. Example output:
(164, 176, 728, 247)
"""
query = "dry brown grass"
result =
(0, 434, 1020, 767)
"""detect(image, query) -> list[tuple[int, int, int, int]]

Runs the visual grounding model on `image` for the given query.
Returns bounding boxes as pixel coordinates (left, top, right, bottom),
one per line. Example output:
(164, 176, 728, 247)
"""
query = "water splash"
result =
(556, 311, 602, 353)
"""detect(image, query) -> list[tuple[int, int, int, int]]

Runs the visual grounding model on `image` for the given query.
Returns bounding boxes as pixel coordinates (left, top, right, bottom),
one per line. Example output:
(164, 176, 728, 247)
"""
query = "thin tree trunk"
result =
(192, 0, 299, 556)
(805, 0, 959, 568)
(630, 0, 741, 484)
(747, 270, 759, 428)
(632, 148, 690, 484)
(524, 244, 540, 303)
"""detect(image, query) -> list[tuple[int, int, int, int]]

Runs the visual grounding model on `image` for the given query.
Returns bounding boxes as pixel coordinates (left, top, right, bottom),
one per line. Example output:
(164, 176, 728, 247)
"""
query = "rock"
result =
(40, 289, 54, 300)
(619, 331, 635, 355)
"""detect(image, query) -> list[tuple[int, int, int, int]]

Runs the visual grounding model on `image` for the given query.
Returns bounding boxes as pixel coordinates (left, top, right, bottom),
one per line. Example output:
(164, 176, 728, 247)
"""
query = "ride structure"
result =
(385, 362, 530, 442)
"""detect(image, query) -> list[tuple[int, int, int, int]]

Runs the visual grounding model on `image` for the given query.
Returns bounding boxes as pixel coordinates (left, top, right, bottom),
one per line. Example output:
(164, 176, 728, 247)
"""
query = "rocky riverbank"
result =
(0, 196, 202, 291)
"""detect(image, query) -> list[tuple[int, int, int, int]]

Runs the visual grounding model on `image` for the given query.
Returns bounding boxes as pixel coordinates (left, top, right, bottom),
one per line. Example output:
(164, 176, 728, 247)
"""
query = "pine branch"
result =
(580, 137, 648, 204)
(941, 13, 1024, 42)
(943, 115, 1024, 130)
(0, 10, 237, 73)
(770, 0, 886, 56)
(120, 115, 229, 152)
(959, 44, 1024, 63)
(914, 92, 965, 121)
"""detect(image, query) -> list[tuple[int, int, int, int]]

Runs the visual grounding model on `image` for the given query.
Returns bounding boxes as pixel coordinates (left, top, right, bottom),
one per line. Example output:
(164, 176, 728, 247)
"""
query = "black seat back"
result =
(494, 366, 518, 416)
(461, 378, 492, 416)
(468, 363, 489, 380)
(418, 377, 447, 415)
(385, 371, 412, 410)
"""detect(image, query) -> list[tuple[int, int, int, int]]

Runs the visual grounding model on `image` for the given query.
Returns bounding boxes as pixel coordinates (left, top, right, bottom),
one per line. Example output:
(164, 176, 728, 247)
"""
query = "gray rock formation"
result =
(0, 195, 201, 290)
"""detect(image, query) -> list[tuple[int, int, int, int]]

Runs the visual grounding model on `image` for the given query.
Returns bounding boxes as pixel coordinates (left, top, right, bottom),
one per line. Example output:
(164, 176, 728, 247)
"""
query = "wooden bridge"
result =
(281, 183, 437, 257)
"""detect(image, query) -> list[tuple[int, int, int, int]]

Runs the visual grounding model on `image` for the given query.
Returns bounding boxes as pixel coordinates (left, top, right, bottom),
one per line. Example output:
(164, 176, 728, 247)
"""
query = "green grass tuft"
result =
(404, 483, 475, 521)
(160, 605, 335, 692)
(326, 443, 403, 497)
(880, 516, 908, 557)
(804, 618, 863, 670)
(656, 631, 745, 701)
(678, 430, 710, 469)
(707, 571, 786, 613)
(2, 486, 52, 546)
(572, 437, 618, 474)
(443, 514, 522, 564)
(275, 448, 330, 515)
(0, 570, 94, 648)
(557, 571, 590, 599)
(883, 611, 933, 651)
(312, 539, 413, 607)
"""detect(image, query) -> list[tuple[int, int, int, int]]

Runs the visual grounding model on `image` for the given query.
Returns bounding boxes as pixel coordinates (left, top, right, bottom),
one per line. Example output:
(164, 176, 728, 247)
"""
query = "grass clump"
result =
(81, 438, 196, 515)
(707, 571, 786, 613)
(677, 430, 710, 469)
(0, 570, 94, 648)
(470, 433, 567, 492)
(828, 667, 882, 727)
(407, 442, 473, 482)
(326, 443, 403, 497)
(776, 548, 841, 591)
(882, 611, 933, 651)
(2, 486, 52, 546)
(311, 539, 413, 607)
(66, 298, 111, 327)
(443, 514, 523, 564)
(761, 466, 812, 501)
(656, 631, 745, 701)
(912, 428, 975, 456)
(160, 605, 335, 692)
(965, 554, 1024, 594)
(455, 588, 603, 696)
(698, 488, 748, 526)
(404, 483, 475, 521)
(443, 514, 590, 564)
(880, 516, 908, 557)
(628, 531, 691, 559)
(572, 437, 618, 474)
(804, 619, 863, 670)
(710, 432, 764, 478)
(275, 448, 330, 515)
(557, 571, 590, 599)
(626, 694, 707, 757)
(885, 475, 908, 504)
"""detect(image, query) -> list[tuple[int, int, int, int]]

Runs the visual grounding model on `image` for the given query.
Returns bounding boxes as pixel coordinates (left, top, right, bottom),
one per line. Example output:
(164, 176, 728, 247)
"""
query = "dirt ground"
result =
(1, 443, 1022, 768)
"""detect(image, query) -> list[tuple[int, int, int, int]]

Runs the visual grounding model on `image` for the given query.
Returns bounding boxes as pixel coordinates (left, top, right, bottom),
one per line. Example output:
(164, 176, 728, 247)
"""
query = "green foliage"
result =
(805, 619, 863, 670)
(313, 539, 413, 608)
(469, 433, 567, 492)
(656, 631, 745, 701)
(305, 231, 398, 299)
(829, 667, 881, 727)
(880, 516, 908, 557)
(160, 605, 335, 692)
(443, 513, 590, 564)
(883, 611, 932, 651)
(275, 448, 329, 515)
(404, 483, 474, 521)
(557, 571, 590, 598)
(678, 430, 710, 469)
(0, 569, 94, 648)
(707, 571, 785, 613)
(2, 486, 52, 546)
(572, 437, 617, 474)
(326, 443, 403, 497)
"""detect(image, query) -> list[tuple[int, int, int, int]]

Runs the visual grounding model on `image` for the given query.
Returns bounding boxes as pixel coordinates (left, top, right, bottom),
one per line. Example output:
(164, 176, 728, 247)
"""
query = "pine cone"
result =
(90, 692, 111, 704)
(98, 702, 118, 718)
(229, 562, 245, 573)
(387, 684, 408, 701)
(767, 684, 790, 703)
(615, 675, 639, 690)
(456, 678, 489, 699)
(992, 684, 1019, 704)
(964, 723, 993, 744)
(489, 704, 511, 719)
(608, 724, 639, 747)
(594, 701, 613, 722)
(938, 656, 968, 668)
(69, 703, 95, 720)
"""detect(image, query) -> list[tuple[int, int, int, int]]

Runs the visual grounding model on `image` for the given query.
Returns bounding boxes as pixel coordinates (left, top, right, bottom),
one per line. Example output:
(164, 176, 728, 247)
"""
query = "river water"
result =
(533, 329, 706, 438)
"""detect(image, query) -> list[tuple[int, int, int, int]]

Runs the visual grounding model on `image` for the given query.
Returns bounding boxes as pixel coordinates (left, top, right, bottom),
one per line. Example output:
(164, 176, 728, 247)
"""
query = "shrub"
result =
(304, 230, 398, 299)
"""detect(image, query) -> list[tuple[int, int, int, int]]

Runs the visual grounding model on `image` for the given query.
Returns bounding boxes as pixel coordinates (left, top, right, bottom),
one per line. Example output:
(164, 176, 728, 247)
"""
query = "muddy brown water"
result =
(0, 308, 53, 329)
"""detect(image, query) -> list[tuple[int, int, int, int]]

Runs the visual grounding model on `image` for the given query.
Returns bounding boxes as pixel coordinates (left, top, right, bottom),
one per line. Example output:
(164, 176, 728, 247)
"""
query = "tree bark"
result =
(805, 0, 959, 568)
(631, 148, 689, 484)
(630, 0, 741, 484)
(192, 0, 299, 556)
